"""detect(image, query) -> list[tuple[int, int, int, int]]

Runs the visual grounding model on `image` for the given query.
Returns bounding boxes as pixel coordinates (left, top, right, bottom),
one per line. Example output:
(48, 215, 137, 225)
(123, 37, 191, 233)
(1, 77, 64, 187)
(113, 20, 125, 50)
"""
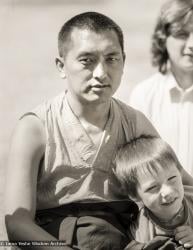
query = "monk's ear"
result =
(55, 57, 66, 79)
(123, 52, 126, 63)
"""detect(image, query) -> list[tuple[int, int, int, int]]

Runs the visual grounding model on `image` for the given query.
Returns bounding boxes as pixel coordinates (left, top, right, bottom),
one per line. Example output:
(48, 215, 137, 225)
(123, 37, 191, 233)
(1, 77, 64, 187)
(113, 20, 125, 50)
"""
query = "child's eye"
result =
(168, 176, 177, 182)
(145, 185, 158, 192)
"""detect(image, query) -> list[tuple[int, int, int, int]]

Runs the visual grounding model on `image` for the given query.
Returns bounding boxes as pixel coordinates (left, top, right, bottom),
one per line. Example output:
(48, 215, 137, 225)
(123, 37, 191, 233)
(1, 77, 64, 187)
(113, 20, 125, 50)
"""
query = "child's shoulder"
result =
(130, 206, 153, 242)
(184, 185, 193, 199)
(183, 185, 193, 225)
(184, 185, 193, 206)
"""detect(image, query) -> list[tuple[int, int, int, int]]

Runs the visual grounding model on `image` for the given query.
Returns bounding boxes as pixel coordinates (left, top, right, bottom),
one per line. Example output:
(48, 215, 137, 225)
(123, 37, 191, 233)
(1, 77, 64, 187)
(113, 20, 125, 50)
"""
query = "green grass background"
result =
(0, 0, 163, 242)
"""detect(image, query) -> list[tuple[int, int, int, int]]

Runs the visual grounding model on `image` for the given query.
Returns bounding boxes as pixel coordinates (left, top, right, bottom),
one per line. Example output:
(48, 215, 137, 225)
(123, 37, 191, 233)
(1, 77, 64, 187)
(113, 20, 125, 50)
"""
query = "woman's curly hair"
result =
(151, 0, 193, 74)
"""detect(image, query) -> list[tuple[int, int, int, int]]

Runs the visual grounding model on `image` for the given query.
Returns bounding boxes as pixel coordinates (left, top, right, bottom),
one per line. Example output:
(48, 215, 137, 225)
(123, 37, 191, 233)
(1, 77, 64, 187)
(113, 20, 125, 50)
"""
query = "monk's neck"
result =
(66, 93, 111, 130)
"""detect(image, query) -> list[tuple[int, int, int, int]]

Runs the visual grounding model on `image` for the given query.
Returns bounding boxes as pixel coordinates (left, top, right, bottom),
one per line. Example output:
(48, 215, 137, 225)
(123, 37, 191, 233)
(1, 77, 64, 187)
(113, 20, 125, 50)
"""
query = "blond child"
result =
(115, 135, 193, 249)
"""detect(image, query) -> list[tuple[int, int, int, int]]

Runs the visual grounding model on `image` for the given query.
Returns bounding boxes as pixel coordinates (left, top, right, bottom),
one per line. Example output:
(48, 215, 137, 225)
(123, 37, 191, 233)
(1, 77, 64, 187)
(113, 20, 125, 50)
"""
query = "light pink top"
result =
(130, 72, 193, 175)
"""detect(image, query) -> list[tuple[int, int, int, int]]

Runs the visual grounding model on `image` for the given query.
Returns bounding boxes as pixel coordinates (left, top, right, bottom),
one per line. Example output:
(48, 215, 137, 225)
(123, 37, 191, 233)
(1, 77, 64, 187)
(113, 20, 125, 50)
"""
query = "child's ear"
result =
(55, 57, 66, 79)
(129, 194, 140, 203)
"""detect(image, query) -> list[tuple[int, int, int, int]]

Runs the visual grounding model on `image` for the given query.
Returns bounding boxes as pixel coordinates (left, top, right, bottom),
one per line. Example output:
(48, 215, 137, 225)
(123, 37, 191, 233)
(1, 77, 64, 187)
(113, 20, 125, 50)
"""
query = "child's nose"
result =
(160, 185, 174, 202)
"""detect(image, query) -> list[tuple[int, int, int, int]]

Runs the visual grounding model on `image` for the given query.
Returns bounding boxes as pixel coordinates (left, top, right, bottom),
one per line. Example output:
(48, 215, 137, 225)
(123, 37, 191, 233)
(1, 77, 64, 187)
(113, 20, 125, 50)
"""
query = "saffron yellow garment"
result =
(23, 92, 157, 209)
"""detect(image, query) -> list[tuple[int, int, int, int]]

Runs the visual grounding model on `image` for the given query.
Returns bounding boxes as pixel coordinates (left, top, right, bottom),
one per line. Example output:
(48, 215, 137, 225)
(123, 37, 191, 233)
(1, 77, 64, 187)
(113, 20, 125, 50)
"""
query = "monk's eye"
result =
(79, 57, 95, 65)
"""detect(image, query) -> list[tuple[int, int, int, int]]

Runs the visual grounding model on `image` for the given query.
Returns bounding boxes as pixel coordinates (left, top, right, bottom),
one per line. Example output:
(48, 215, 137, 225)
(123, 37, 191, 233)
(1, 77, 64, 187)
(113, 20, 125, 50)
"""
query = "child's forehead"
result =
(136, 165, 168, 188)
(136, 161, 175, 179)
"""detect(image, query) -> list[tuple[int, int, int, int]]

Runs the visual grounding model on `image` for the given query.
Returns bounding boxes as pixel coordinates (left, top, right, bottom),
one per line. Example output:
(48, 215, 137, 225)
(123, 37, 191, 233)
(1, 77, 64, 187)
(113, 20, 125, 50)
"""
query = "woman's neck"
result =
(171, 67, 193, 90)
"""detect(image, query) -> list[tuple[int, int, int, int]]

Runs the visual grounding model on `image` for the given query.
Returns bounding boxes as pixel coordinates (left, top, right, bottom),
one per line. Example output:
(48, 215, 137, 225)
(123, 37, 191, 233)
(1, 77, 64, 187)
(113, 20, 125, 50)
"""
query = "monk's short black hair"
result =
(58, 12, 124, 58)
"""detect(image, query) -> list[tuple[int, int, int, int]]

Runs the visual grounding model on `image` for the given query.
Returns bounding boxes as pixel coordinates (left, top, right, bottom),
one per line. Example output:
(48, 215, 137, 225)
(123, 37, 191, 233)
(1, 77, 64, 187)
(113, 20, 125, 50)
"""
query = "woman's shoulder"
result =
(134, 72, 166, 94)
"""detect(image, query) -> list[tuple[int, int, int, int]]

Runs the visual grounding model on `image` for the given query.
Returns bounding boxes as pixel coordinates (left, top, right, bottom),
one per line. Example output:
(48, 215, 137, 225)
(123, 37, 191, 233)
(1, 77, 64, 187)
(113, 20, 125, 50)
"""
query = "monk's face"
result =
(58, 28, 125, 105)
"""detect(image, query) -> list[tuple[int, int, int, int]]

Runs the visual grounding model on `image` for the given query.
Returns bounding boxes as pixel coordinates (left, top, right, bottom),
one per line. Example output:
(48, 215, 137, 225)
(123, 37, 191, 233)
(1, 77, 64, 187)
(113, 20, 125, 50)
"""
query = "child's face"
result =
(136, 162, 184, 221)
